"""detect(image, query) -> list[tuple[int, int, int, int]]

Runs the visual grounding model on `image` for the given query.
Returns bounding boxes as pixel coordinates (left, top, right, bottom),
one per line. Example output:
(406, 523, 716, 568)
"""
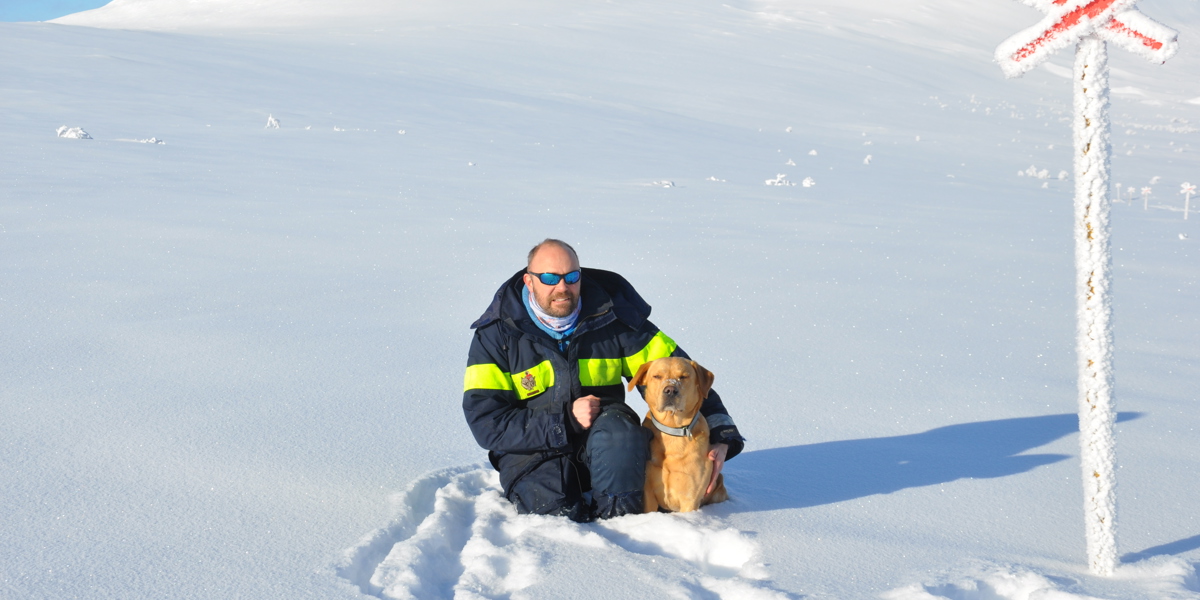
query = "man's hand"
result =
(706, 443, 729, 495)
(572, 395, 601, 429)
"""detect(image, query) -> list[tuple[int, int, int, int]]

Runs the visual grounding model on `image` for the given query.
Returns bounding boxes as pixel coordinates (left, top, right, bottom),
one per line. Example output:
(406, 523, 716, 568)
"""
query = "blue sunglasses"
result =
(528, 270, 581, 285)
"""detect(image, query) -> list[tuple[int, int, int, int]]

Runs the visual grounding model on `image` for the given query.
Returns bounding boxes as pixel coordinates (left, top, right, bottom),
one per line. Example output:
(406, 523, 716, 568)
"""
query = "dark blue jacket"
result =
(463, 268, 744, 491)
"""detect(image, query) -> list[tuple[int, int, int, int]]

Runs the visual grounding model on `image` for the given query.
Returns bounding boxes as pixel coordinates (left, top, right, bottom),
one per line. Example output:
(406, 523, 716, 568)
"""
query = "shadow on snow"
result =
(723, 412, 1142, 513)
(1123, 533, 1200, 564)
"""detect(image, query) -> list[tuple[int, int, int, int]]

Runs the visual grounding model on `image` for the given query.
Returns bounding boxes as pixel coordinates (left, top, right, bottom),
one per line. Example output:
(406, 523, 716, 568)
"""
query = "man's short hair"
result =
(527, 239, 579, 269)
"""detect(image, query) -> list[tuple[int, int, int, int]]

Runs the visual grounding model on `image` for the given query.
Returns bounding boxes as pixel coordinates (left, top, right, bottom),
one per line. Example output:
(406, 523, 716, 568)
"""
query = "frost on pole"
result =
(995, 0, 1178, 577)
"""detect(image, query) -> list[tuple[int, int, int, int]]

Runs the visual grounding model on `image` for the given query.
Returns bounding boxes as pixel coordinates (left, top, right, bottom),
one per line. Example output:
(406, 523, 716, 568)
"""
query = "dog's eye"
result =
(651, 374, 662, 379)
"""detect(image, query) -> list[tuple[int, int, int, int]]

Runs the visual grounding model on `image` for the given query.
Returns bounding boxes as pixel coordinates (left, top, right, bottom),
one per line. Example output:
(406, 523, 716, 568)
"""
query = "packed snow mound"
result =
(337, 465, 1200, 600)
(336, 465, 788, 600)
(56, 125, 91, 139)
(881, 559, 1200, 600)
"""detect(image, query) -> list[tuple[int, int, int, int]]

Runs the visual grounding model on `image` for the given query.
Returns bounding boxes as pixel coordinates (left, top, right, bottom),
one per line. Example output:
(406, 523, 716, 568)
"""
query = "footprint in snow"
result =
(335, 465, 792, 600)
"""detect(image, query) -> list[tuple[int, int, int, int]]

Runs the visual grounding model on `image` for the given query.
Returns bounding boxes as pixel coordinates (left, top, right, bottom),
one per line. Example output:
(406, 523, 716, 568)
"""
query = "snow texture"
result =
(5, 0, 1200, 599)
(336, 466, 787, 600)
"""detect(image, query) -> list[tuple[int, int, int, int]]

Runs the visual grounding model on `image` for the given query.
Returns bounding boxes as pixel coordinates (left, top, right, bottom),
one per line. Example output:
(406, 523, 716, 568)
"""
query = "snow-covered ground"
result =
(3, 0, 1199, 598)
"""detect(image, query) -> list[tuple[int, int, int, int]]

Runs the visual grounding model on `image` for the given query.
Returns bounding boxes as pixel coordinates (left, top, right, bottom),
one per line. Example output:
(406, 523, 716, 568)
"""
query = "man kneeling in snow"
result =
(462, 239, 745, 521)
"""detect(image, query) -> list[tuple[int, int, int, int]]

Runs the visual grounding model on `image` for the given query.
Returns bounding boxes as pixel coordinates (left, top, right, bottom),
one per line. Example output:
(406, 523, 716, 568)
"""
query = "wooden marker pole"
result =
(995, 0, 1177, 575)
(1072, 35, 1117, 575)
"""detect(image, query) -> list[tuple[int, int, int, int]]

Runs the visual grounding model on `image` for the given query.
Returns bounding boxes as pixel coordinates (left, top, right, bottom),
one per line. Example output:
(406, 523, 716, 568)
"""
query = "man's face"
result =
(523, 245, 581, 318)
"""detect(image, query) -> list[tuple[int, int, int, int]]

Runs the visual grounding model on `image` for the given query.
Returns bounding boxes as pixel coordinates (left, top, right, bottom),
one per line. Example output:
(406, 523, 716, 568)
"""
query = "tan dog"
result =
(628, 357, 728, 513)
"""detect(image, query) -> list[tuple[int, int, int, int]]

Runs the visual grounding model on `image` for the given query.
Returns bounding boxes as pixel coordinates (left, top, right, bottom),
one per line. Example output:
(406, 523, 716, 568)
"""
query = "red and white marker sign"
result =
(996, 0, 1178, 77)
(996, 0, 1178, 578)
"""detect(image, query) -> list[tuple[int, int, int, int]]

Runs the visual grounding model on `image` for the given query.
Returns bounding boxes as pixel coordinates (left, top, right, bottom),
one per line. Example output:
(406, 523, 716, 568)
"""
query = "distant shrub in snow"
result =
(1018, 165, 1051, 179)
(1182, 182, 1195, 220)
(56, 126, 91, 139)
(652, 180, 674, 188)
(863, 155, 872, 165)
(807, 149, 817, 156)
(802, 176, 815, 187)
(266, 114, 279, 129)
(765, 174, 794, 186)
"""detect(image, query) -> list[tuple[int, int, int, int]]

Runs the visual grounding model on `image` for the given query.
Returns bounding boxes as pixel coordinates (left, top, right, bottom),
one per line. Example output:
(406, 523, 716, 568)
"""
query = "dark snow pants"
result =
(499, 403, 650, 522)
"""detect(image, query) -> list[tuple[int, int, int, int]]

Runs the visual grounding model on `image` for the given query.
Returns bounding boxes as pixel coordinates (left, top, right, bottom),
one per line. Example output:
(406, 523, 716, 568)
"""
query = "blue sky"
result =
(0, 0, 109, 22)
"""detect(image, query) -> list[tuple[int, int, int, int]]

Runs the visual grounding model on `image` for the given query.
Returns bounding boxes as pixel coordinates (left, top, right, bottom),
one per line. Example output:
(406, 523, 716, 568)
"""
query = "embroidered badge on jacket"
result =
(520, 372, 536, 392)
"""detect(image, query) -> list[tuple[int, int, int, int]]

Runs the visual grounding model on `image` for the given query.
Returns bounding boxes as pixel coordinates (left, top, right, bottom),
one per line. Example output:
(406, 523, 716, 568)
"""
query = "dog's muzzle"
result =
(659, 379, 683, 412)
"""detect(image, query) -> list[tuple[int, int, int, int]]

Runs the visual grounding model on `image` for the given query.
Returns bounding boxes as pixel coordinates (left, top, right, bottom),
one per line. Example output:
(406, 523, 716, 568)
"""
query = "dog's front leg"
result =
(643, 486, 659, 513)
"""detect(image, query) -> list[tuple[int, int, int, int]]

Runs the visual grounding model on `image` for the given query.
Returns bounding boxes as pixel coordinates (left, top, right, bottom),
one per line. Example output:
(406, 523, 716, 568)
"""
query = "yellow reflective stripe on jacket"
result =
(578, 358, 623, 387)
(510, 360, 555, 400)
(465, 360, 556, 400)
(622, 331, 679, 378)
(464, 363, 513, 392)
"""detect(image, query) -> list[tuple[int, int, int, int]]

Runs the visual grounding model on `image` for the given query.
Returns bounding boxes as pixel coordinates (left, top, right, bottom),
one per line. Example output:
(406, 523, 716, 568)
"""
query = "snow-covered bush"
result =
(56, 126, 91, 139)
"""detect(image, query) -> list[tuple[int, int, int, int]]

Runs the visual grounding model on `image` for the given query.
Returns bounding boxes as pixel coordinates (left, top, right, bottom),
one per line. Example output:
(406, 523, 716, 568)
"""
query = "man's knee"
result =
(585, 406, 650, 518)
(586, 407, 649, 473)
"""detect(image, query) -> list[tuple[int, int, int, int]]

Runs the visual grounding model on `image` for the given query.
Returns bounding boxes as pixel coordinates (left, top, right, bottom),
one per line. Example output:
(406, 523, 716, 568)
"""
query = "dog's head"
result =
(627, 357, 714, 422)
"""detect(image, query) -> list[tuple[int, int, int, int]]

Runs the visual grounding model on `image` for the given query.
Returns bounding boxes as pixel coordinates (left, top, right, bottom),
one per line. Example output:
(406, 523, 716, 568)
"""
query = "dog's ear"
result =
(690, 361, 714, 400)
(627, 361, 653, 391)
